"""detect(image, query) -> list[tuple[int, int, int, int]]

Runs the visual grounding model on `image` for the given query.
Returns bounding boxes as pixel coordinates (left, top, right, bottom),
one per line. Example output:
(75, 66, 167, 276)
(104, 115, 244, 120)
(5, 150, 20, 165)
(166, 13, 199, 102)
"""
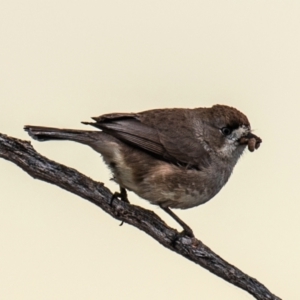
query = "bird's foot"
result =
(170, 228, 195, 247)
(180, 225, 194, 238)
(160, 206, 195, 243)
(109, 187, 129, 227)
(109, 187, 129, 206)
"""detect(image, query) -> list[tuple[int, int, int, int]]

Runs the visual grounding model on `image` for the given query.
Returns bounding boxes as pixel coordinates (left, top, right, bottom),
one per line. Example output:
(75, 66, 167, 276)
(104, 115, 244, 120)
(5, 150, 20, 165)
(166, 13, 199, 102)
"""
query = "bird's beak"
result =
(239, 132, 262, 152)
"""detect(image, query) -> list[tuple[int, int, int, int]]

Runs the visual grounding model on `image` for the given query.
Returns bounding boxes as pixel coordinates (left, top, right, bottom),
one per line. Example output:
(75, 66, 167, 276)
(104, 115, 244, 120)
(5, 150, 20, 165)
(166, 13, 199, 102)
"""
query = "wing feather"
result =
(85, 110, 211, 169)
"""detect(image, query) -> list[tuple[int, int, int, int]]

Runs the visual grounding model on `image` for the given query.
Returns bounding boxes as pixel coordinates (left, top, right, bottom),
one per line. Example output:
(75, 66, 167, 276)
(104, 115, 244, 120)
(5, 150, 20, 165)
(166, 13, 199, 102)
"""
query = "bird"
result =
(24, 104, 262, 237)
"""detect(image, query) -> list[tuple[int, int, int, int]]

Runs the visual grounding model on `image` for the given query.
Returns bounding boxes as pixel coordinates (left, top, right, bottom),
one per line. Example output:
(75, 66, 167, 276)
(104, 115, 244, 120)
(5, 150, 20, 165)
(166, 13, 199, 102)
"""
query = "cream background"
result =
(0, 1, 299, 299)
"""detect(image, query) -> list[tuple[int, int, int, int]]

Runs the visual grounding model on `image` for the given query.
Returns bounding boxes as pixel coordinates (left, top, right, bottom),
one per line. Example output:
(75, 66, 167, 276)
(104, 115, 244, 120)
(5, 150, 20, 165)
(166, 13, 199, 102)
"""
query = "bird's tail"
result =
(24, 125, 101, 145)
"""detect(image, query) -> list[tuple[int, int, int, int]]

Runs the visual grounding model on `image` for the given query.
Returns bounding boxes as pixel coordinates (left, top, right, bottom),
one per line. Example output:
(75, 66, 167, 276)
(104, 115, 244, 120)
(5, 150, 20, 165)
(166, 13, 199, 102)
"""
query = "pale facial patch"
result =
(218, 125, 250, 158)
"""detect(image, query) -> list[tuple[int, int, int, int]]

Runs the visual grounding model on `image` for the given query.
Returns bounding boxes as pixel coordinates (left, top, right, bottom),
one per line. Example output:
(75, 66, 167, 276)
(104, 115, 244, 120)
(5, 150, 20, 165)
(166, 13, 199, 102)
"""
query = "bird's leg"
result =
(110, 186, 129, 205)
(160, 206, 194, 238)
(110, 186, 129, 227)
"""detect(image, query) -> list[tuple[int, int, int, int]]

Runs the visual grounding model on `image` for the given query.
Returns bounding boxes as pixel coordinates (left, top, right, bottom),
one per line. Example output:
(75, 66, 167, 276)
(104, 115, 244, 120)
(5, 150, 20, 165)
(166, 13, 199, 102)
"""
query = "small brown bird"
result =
(24, 105, 261, 237)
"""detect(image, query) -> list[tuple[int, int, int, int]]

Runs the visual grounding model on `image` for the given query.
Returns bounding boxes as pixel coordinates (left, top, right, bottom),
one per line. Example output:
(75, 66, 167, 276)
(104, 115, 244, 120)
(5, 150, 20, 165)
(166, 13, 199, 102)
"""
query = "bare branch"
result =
(0, 133, 281, 300)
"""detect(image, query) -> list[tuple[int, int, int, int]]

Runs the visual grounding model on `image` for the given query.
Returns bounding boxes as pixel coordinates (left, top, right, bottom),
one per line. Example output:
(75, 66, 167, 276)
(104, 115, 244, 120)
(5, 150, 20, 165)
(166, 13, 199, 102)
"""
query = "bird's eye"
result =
(221, 127, 232, 136)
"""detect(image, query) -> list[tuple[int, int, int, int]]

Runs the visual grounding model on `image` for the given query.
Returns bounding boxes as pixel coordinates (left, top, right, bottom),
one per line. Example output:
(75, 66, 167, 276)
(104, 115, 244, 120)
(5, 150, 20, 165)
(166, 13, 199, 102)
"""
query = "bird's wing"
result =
(84, 110, 211, 169)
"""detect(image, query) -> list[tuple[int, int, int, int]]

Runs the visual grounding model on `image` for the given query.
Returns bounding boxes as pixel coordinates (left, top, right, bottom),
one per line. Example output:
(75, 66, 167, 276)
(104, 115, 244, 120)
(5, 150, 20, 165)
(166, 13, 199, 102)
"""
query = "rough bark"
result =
(0, 133, 281, 300)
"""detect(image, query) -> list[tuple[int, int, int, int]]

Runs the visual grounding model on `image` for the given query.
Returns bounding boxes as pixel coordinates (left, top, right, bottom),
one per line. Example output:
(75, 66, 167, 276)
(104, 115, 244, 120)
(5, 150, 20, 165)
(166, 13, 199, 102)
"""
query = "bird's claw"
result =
(109, 187, 129, 206)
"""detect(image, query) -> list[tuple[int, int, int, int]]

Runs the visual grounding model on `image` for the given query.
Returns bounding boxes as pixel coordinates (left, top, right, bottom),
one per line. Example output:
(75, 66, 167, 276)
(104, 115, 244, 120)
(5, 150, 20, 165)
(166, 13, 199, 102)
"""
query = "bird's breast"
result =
(99, 140, 233, 210)
(135, 162, 233, 209)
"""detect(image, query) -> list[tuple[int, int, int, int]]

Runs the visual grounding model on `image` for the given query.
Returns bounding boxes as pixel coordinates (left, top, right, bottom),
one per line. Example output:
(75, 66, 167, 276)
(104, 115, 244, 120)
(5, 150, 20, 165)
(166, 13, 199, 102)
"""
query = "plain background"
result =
(1, 1, 299, 299)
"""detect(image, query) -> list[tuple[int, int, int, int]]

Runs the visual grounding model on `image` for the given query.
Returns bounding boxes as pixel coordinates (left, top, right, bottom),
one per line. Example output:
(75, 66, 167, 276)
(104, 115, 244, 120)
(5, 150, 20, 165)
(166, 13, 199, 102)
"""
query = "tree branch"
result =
(0, 133, 281, 300)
